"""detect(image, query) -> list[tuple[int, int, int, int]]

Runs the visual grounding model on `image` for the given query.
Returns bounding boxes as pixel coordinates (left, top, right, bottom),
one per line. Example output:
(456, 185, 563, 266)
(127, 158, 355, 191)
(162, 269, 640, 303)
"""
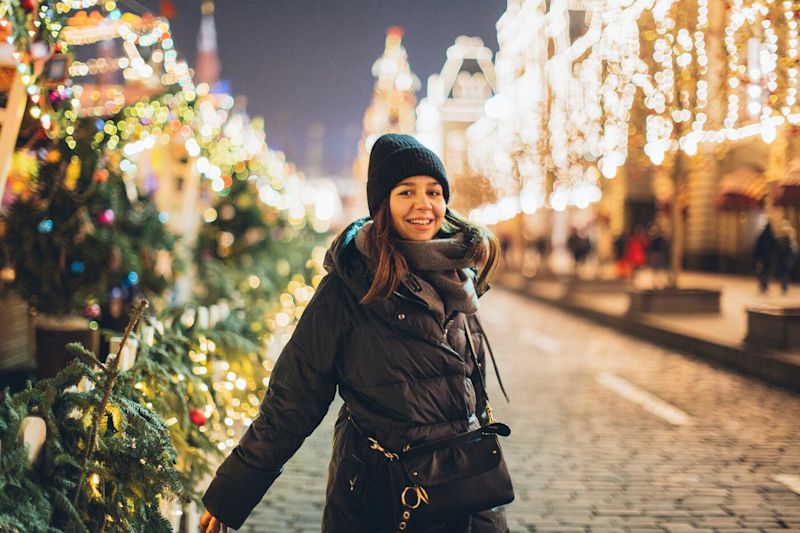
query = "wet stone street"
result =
(242, 289, 800, 532)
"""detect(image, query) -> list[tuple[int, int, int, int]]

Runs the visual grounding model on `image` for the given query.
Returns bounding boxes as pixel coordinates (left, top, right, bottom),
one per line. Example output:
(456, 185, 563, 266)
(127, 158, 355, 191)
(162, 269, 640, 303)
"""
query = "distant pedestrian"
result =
(567, 228, 591, 276)
(753, 222, 778, 294)
(624, 226, 648, 275)
(579, 233, 593, 268)
(613, 233, 626, 263)
(534, 235, 550, 261)
(613, 233, 630, 277)
(776, 221, 799, 295)
(499, 234, 512, 269)
(200, 134, 512, 532)
(647, 224, 670, 289)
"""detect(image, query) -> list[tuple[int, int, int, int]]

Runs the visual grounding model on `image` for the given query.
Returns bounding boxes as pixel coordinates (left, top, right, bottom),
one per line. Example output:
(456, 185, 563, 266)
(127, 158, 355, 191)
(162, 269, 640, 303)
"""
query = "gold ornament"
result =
(0, 266, 15, 283)
(74, 208, 95, 244)
(154, 250, 173, 280)
(8, 150, 39, 199)
(45, 149, 61, 164)
(65, 155, 81, 191)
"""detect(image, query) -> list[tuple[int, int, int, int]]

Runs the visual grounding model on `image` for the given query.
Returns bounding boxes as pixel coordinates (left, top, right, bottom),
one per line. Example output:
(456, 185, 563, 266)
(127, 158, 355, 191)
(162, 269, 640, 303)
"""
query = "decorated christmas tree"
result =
(0, 117, 176, 321)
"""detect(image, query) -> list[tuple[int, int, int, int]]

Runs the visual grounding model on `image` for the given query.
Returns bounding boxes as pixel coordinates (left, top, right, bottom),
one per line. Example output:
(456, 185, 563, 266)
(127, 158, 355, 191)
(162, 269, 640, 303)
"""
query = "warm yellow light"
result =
(203, 208, 217, 223)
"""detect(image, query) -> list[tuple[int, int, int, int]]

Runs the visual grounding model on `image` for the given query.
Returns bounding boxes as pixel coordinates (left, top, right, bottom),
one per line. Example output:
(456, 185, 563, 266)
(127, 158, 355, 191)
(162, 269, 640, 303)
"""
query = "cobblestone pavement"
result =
(242, 288, 800, 532)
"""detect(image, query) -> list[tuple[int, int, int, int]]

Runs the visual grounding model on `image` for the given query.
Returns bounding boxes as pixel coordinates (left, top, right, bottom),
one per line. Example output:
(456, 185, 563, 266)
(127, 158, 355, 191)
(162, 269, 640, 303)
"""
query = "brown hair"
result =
(360, 202, 501, 304)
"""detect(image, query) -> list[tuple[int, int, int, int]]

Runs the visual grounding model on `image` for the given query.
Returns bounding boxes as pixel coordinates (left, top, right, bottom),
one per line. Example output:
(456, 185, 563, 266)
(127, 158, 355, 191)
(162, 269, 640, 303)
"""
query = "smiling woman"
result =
(201, 133, 510, 533)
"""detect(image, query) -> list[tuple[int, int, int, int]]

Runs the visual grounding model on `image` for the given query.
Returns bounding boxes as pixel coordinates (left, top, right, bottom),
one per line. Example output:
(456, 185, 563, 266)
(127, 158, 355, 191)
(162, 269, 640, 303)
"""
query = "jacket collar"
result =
(325, 219, 475, 341)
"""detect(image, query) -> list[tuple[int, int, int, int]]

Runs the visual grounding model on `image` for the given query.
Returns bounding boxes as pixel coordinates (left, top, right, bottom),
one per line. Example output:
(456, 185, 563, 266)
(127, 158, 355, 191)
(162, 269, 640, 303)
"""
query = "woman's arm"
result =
(201, 275, 351, 529)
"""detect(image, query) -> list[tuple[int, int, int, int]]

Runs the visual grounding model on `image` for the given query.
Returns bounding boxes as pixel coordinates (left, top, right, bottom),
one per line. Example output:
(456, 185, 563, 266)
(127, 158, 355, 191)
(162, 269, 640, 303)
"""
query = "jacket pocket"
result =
(340, 453, 367, 499)
(347, 455, 394, 528)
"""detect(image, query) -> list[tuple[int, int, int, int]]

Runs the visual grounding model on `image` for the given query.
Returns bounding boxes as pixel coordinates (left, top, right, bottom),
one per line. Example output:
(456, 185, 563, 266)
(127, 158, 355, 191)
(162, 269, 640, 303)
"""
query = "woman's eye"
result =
(428, 191, 440, 196)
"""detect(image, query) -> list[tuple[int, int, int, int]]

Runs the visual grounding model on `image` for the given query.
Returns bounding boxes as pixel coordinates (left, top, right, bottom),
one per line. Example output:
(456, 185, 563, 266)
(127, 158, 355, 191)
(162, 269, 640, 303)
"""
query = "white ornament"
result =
(20, 416, 46, 464)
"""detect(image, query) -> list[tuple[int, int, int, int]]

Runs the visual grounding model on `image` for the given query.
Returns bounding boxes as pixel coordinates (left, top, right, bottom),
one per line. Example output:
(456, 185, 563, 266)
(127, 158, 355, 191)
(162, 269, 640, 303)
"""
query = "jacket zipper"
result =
(394, 291, 473, 419)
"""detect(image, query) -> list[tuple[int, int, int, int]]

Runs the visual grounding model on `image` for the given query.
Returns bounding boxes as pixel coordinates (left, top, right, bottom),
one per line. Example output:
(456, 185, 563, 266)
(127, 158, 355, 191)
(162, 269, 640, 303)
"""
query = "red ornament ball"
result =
(189, 408, 207, 426)
(84, 303, 101, 319)
(21, 0, 37, 13)
(97, 209, 115, 225)
(94, 169, 109, 183)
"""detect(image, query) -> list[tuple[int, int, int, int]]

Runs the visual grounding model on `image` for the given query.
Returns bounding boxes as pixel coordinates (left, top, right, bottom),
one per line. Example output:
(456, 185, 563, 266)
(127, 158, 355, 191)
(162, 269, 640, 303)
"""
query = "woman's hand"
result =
(199, 510, 228, 533)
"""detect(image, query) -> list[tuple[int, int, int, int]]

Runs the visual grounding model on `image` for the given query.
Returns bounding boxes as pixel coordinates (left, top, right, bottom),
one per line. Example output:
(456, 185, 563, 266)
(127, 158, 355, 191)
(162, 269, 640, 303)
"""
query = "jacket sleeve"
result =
(202, 276, 350, 529)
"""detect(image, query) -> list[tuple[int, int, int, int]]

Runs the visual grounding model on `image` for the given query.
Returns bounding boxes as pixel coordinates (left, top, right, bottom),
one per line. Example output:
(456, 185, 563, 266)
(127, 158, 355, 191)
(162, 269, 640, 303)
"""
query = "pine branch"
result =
(51, 490, 89, 533)
(71, 299, 148, 509)
(65, 343, 105, 371)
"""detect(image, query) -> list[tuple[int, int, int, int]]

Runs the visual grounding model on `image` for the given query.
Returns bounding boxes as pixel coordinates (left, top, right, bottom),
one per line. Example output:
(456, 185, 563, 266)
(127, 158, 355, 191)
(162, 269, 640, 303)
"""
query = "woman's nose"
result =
(413, 193, 432, 209)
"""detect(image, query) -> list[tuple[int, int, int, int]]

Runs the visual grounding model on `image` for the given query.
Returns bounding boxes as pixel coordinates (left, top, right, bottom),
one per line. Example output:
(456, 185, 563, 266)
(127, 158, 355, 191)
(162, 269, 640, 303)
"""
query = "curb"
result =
(499, 280, 800, 394)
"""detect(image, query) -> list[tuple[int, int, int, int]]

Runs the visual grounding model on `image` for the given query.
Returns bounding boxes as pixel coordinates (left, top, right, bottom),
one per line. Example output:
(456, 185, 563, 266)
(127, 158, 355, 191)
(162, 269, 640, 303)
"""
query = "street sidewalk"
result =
(496, 269, 800, 392)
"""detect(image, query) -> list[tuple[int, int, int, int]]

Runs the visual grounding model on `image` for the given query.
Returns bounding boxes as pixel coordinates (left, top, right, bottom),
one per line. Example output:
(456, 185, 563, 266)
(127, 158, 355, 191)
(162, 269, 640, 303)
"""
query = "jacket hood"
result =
(323, 217, 372, 298)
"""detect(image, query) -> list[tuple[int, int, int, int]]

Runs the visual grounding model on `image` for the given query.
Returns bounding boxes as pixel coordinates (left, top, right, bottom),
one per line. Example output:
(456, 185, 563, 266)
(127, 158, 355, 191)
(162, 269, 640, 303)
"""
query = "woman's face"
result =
(388, 175, 446, 241)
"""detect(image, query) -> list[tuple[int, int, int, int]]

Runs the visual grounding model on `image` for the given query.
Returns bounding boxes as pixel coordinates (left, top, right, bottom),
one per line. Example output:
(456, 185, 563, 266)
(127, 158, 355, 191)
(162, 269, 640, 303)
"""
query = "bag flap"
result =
(401, 434, 502, 486)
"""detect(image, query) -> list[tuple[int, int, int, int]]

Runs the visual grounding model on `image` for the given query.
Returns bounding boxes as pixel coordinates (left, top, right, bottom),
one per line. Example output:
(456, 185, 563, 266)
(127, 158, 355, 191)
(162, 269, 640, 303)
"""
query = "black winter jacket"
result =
(202, 219, 508, 532)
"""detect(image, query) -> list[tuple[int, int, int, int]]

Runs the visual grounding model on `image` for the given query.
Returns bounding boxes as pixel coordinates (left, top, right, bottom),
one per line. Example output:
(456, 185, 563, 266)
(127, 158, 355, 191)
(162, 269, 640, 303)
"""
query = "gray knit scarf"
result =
(354, 221, 480, 316)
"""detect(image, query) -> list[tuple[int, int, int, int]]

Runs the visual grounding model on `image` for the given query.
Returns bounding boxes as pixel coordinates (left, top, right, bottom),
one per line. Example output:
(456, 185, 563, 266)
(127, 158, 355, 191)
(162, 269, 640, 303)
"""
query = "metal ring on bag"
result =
(401, 486, 429, 509)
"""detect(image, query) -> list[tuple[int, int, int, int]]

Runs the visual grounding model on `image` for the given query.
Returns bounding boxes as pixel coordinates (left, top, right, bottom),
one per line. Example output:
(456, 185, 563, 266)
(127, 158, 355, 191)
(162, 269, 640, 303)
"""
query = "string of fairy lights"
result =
(1, 0, 194, 138)
(644, 0, 800, 162)
(466, 0, 800, 224)
(176, 271, 324, 453)
(470, 0, 647, 224)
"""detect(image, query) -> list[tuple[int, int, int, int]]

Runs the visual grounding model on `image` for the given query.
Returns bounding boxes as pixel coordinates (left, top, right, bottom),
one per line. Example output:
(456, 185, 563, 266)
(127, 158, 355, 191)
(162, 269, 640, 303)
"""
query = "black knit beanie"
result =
(366, 133, 449, 217)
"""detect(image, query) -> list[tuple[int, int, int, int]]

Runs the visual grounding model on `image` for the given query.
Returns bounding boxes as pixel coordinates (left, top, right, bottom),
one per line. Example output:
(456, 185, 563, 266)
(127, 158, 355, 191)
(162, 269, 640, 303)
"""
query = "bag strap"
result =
(480, 323, 510, 403)
(403, 422, 510, 457)
(464, 317, 510, 405)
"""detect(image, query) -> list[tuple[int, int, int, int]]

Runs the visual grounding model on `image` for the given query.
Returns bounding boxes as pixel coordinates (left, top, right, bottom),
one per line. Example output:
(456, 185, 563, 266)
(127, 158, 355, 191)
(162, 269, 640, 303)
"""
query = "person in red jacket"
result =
(624, 226, 648, 274)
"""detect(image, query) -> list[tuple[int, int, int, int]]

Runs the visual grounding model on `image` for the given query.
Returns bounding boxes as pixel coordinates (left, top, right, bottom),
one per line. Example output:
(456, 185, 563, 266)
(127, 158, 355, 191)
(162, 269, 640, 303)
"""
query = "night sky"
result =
(136, 0, 506, 174)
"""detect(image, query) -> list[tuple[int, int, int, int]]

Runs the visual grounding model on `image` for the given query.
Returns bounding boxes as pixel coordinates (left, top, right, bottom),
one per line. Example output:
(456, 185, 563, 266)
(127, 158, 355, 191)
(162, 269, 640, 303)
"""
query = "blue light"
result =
(95, 119, 104, 131)
(37, 219, 54, 233)
(127, 271, 139, 285)
(70, 261, 85, 274)
(158, 211, 169, 224)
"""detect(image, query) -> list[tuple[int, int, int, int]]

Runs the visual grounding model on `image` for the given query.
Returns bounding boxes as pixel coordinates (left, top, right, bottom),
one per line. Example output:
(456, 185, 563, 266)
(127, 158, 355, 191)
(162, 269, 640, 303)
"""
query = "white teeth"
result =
(408, 219, 432, 225)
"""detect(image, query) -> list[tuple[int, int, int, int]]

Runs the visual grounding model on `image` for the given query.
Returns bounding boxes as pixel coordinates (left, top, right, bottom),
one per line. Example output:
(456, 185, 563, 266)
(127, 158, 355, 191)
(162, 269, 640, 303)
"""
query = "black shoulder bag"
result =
(348, 319, 514, 531)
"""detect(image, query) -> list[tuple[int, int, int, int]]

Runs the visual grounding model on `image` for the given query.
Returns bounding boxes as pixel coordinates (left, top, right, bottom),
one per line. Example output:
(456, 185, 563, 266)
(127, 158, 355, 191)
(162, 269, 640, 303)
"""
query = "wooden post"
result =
(765, 124, 789, 226)
(0, 70, 28, 201)
(669, 153, 684, 288)
(173, 154, 202, 305)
